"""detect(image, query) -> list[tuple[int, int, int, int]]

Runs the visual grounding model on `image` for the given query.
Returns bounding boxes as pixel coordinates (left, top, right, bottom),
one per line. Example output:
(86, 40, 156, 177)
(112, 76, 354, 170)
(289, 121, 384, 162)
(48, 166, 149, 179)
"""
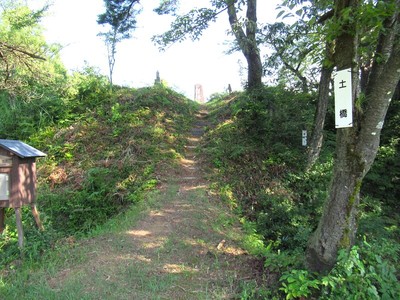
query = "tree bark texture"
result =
(307, 42, 334, 170)
(0, 208, 5, 234)
(227, 0, 263, 89)
(15, 207, 24, 248)
(307, 0, 400, 273)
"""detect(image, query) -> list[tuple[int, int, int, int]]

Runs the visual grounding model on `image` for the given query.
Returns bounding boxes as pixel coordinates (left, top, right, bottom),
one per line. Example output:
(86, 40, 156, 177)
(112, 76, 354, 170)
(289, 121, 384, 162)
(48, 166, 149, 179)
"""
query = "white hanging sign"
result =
(334, 68, 353, 128)
(302, 130, 307, 146)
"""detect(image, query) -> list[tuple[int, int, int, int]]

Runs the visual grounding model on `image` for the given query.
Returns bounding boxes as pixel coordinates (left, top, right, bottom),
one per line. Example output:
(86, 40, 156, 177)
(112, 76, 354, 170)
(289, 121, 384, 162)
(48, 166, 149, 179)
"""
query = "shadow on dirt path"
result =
(41, 107, 262, 299)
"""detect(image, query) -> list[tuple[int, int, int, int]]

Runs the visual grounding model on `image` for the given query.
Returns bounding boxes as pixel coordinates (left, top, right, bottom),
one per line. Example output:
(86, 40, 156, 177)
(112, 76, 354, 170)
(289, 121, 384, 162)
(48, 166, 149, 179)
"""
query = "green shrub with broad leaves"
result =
(279, 240, 400, 299)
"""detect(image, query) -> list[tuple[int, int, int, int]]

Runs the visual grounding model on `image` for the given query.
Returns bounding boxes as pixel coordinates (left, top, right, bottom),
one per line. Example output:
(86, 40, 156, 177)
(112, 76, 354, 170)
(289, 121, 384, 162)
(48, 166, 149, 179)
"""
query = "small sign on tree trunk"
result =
(302, 130, 307, 146)
(334, 68, 353, 128)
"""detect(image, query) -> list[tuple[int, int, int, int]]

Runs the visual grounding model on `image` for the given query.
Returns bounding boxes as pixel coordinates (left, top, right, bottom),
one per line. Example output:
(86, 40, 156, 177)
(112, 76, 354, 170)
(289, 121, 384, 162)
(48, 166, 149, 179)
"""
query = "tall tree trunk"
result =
(306, 42, 334, 170)
(227, 0, 263, 89)
(107, 31, 118, 87)
(392, 80, 400, 101)
(306, 0, 400, 273)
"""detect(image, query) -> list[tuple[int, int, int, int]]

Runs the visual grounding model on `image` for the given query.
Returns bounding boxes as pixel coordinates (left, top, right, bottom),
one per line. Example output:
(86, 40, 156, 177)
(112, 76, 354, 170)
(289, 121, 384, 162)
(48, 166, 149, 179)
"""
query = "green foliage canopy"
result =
(0, 1, 68, 139)
(97, 0, 140, 40)
(0, 2, 65, 97)
(97, 0, 141, 84)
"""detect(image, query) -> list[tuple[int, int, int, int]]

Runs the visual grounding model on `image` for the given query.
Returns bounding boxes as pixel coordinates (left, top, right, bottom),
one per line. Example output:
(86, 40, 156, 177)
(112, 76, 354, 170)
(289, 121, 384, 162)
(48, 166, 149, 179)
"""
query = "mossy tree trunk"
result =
(306, 0, 400, 273)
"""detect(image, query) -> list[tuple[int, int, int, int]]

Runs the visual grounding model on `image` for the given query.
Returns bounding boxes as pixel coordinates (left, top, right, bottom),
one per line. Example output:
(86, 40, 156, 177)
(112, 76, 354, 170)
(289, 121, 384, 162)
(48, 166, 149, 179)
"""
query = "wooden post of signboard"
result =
(0, 208, 4, 234)
(0, 139, 47, 247)
(15, 207, 24, 248)
(31, 204, 44, 231)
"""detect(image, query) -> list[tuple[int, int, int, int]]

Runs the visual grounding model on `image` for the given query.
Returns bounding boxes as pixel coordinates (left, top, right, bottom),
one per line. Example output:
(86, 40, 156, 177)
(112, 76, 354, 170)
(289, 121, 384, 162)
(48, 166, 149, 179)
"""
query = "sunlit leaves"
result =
(154, 0, 180, 15)
(0, 2, 66, 99)
(261, 21, 323, 91)
(97, 0, 140, 39)
(152, 7, 218, 49)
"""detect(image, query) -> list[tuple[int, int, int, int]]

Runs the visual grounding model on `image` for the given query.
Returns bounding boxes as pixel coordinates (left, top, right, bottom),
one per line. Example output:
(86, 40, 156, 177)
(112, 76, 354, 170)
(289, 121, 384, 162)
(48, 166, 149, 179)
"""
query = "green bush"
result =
(0, 206, 61, 267)
(320, 242, 400, 299)
(232, 86, 315, 160)
(204, 88, 400, 298)
(204, 88, 327, 251)
(0, 91, 68, 140)
(67, 66, 113, 115)
(1, 82, 197, 269)
(280, 269, 320, 299)
(279, 241, 400, 300)
(363, 138, 400, 215)
(255, 194, 299, 249)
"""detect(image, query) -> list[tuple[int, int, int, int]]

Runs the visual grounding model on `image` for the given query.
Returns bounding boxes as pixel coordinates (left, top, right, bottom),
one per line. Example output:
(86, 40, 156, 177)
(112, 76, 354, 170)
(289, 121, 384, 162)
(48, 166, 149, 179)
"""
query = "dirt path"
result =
(43, 108, 261, 299)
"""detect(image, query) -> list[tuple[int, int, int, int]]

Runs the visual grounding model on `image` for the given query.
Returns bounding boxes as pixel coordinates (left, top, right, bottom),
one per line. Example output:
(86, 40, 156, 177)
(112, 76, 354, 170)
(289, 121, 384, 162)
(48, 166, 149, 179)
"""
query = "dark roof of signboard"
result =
(0, 139, 46, 158)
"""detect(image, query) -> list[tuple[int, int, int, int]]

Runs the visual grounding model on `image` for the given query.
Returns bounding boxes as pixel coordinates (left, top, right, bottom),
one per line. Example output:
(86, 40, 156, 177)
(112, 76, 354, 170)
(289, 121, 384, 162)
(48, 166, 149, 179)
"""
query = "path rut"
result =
(46, 108, 261, 299)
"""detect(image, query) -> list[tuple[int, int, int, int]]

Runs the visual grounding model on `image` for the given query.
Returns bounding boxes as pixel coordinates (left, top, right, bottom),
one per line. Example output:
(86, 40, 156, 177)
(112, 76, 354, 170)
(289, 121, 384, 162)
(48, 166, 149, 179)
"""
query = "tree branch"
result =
(0, 42, 46, 60)
(152, 5, 228, 49)
(317, 9, 334, 24)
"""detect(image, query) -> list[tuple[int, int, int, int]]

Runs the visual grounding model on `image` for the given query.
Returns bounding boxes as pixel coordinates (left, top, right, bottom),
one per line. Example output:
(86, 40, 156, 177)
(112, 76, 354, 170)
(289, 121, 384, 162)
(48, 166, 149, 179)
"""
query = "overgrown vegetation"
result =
(0, 0, 202, 281)
(202, 90, 400, 299)
(1, 1, 399, 299)
(0, 66, 198, 267)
